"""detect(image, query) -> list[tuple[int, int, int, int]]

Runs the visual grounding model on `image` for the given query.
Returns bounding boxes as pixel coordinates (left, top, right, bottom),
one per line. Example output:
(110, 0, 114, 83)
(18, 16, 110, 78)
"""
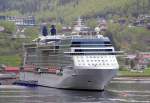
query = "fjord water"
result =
(0, 81, 150, 103)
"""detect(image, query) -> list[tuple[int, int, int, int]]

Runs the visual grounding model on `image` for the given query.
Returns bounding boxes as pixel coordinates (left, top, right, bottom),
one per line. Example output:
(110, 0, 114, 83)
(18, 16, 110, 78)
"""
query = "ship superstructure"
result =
(18, 18, 121, 90)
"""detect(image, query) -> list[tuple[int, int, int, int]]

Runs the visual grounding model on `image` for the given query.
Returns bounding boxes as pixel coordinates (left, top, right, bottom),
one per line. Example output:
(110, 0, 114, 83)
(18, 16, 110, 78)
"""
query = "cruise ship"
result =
(17, 18, 121, 90)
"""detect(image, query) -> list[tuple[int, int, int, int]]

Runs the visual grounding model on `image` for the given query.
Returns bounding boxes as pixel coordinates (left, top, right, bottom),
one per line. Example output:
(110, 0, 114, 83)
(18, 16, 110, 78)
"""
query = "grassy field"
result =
(0, 55, 21, 66)
(118, 68, 150, 77)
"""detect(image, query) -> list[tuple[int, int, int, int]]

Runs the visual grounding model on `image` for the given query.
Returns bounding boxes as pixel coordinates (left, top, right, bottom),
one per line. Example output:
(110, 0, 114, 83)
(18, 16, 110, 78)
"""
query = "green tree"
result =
(0, 21, 16, 34)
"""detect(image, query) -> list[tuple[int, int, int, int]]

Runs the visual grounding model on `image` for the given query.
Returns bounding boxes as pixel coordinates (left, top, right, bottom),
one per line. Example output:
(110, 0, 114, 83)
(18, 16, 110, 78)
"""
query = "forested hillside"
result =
(0, 0, 150, 66)
(0, 0, 78, 14)
(1, 0, 150, 23)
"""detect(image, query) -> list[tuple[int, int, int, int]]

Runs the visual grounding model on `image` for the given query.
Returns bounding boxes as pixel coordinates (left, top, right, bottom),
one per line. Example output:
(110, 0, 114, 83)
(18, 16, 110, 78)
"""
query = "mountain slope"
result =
(1, 0, 150, 23)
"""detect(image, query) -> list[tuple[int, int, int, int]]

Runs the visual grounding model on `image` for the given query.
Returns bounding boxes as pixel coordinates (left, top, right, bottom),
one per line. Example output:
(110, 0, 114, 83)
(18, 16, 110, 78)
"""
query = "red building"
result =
(125, 52, 150, 69)
(4, 66, 20, 73)
(137, 52, 150, 68)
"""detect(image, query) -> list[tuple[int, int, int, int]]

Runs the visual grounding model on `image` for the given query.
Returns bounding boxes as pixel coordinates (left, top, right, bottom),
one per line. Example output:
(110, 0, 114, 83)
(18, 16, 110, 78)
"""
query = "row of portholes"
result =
(76, 57, 116, 60)
(77, 63, 117, 66)
(77, 59, 116, 63)
(76, 56, 115, 59)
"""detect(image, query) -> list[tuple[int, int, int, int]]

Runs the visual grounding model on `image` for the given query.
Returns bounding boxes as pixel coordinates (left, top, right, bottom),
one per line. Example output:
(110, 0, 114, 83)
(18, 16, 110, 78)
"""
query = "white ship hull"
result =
(19, 68, 117, 90)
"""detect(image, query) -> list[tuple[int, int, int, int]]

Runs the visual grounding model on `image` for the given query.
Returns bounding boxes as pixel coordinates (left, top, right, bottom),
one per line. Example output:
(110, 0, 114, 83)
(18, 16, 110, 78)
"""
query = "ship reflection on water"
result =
(0, 81, 150, 103)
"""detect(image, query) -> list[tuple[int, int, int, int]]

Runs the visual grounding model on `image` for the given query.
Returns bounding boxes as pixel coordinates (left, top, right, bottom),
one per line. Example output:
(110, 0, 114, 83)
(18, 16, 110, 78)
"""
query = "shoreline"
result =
(117, 75, 150, 78)
(111, 76, 150, 84)
(113, 76, 150, 82)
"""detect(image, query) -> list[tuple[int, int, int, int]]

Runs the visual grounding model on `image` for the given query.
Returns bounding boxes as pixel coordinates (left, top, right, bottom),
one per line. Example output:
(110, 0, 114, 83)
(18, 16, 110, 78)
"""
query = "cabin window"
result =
(71, 40, 111, 47)
(75, 49, 112, 52)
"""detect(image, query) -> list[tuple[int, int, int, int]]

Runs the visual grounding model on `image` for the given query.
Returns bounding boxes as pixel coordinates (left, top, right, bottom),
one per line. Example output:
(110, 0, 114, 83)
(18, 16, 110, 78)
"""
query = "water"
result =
(0, 81, 150, 103)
